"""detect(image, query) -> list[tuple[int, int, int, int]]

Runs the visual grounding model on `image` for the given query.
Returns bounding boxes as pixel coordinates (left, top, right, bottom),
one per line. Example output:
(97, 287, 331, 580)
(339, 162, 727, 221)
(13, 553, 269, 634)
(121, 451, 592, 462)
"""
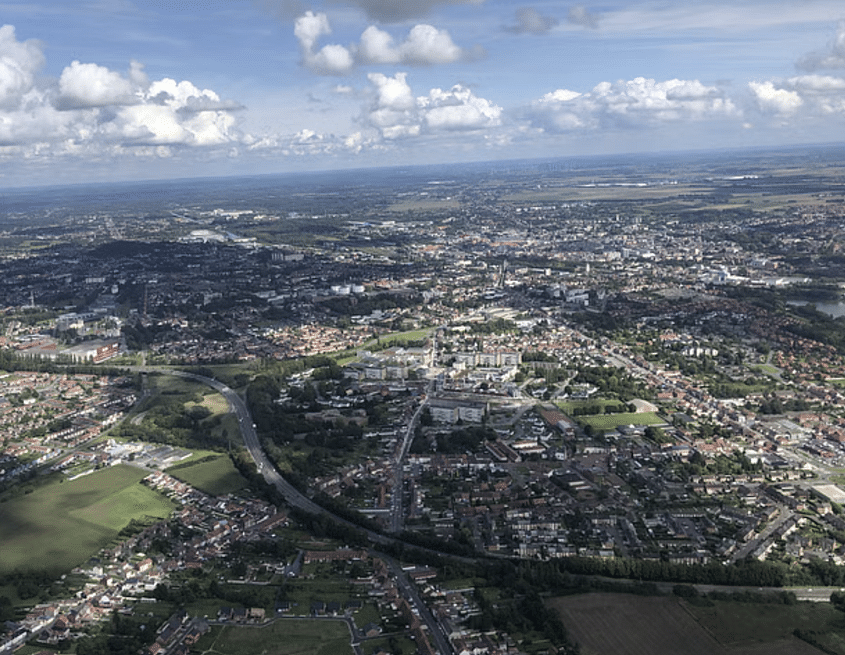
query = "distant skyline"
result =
(2, 0, 845, 187)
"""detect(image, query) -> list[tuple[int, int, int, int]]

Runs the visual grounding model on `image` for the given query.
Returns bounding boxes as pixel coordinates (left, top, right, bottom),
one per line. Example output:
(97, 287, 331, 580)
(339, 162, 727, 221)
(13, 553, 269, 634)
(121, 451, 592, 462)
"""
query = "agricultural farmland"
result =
(0, 465, 173, 574)
(550, 593, 833, 655)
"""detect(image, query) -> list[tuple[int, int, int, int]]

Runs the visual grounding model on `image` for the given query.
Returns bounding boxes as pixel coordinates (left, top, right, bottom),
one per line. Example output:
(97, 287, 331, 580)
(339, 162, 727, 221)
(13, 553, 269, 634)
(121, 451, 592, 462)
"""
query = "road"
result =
(382, 553, 453, 655)
(168, 370, 327, 516)
(728, 505, 795, 563)
(390, 379, 433, 533)
(162, 370, 453, 653)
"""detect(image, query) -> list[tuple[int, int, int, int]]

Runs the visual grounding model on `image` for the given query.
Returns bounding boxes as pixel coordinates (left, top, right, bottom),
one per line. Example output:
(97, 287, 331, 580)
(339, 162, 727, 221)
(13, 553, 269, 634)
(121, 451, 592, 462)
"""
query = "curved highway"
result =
(168, 370, 327, 516)
(162, 369, 454, 654)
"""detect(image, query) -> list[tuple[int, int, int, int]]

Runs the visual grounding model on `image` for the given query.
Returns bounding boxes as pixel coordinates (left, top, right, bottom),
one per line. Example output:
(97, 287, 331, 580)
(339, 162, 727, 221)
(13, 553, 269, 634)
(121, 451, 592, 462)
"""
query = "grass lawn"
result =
(751, 364, 781, 377)
(0, 465, 173, 574)
(361, 635, 417, 655)
(199, 618, 353, 655)
(187, 390, 230, 416)
(166, 454, 247, 496)
(578, 412, 665, 431)
(352, 603, 382, 628)
(284, 580, 361, 616)
(333, 327, 434, 360)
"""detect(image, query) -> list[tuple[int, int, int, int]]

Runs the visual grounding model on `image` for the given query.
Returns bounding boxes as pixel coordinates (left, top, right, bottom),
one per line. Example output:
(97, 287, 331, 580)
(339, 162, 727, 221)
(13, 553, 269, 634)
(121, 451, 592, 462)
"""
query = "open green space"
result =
(283, 577, 362, 616)
(578, 412, 665, 431)
(551, 593, 837, 655)
(351, 602, 382, 628)
(556, 399, 633, 415)
(361, 635, 417, 655)
(166, 453, 247, 496)
(0, 465, 173, 574)
(751, 364, 781, 377)
(197, 618, 353, 655)
(687, 598, 845, 652)
(332, 326, 433, 361)
(120, 373, 239, 452)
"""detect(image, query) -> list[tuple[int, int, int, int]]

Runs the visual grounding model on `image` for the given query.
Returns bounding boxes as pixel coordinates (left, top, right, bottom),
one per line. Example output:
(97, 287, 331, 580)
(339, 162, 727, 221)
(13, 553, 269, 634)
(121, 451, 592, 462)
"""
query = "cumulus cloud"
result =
(328, 0, 485, 23)
(748, 80, 803, 115)
(419, 85, 502, 130)
(567, 5, 600, 29)
(505, 7, 559, 35)
(293, 10, 354, 75)
(246, 127, 373, 157)
(745, 74, 845, 119)
(365, 71, 500, 139)
(57, 60, 139, 109)
(797, 21, 845, 71)
(0, 24, 44, 110)
(359, 25, 400, 64)
(398, 24, 464, 65)
(527, 77, 737, 132)
(295, 12, 468, 74)
(0, 23, 245, 159)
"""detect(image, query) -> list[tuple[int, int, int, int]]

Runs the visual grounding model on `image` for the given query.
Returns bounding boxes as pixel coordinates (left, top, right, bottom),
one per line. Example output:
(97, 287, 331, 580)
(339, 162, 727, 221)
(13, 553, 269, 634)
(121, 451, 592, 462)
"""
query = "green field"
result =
(166, 454, 247, 496)
(552, 593, 836, 655)
(751, 364, 781, 377)
(0, 465, 173, 573)
(556, 399, 634, 415)
(579, 412, 665, 431)
(197, 618, 353, 655)
(688, 598, 845, 652)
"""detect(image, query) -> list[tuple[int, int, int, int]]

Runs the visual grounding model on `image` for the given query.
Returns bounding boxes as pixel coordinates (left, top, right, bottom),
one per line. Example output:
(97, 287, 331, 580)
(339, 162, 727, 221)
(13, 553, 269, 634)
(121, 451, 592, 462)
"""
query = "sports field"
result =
(198, 618, 353, 655)
(0, 465, 173, 573)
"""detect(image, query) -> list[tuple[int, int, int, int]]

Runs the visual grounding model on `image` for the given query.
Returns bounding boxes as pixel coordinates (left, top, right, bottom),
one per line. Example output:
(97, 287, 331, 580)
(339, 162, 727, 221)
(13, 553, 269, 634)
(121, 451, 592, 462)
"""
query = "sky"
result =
(1, 0, 845, 187)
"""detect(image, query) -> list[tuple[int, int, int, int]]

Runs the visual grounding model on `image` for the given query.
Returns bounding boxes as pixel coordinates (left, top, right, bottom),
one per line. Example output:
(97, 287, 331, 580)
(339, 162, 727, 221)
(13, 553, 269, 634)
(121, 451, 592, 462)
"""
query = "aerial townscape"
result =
(4, 147, 845, 655)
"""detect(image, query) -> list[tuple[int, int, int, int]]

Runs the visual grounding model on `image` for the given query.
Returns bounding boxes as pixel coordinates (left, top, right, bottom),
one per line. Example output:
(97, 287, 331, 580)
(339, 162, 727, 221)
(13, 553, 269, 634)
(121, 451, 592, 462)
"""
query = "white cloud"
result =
(246, 126, 371, 157)
(419, 85, 502, 130)
(528, 77, 738, 132)
(359, 25, 400, 64)
(505, 7, 559, 35)
(797, 21, 845, 71)
(57, 60, 138, 109)
(310, 43, 356, 75)
(0, 23, 245, 161)
(367, 72, 419, 138)
(293, 10, 330, 52)
(365, 71, 501, 139)
(398, 24, 463, 65)
(294, 11, 355, 75)
(0, 24, 44, 110)
(787, 74, 845, 93)
(540, 89, 581, 102)
(567, 5, 599, 29)
(294, 12, 468, 74)
(746, 74, 845, 119)
(748, 80, 802, 114)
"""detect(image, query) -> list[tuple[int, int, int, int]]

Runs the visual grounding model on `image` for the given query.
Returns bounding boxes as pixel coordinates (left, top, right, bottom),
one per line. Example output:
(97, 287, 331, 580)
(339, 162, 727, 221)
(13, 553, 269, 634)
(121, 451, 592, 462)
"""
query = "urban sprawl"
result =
(4, 154, 845, 654)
